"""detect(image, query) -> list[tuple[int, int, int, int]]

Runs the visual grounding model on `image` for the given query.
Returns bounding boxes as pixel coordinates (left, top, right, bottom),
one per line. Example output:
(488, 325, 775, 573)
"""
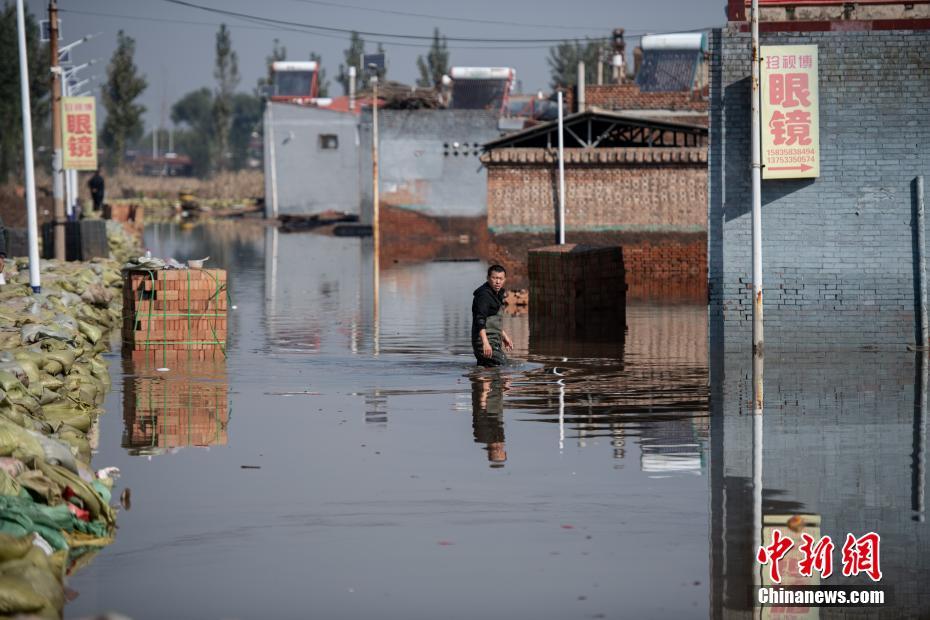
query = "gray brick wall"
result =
(709, 28, 930, 351)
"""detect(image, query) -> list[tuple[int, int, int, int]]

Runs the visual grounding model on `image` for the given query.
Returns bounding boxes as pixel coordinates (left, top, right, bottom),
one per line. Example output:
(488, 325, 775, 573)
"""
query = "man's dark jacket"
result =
(471, 282, 504, 344)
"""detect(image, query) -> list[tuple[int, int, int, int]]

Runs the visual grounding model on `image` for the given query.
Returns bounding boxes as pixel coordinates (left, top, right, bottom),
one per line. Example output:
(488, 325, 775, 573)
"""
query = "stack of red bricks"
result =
(528, 244, 626, 336)
(122, 361, 229, 452)
(122, 268, 228, 361)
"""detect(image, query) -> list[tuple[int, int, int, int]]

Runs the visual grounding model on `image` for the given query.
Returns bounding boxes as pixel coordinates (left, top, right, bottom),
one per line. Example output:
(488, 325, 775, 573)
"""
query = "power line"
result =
(58, 8, 611, 49)
(284, 0, 605, 32)
(161, 0, 613, 43)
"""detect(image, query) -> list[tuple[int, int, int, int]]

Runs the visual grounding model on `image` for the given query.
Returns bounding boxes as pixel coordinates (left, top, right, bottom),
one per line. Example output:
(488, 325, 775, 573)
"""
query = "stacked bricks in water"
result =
(122, 268, 228, 361)
(122, 361, 229, 452)
(528, 244, 626, 335)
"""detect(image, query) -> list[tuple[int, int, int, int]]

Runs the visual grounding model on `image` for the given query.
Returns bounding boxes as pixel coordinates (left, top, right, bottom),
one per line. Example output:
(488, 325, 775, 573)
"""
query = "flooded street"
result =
(66, 222, 928, 618)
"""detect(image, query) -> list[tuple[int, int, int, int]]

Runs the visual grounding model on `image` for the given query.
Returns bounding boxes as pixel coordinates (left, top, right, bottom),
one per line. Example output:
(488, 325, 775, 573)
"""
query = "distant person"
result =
(471, 264, 513, 367)
(88, 168, 105, 212)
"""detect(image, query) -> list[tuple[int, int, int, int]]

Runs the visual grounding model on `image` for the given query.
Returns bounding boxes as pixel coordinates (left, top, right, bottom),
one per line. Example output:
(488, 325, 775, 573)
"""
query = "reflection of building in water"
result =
(522, 301, 708, 467)
(710, 351, 930, 617)
(470, 374, 508, 467)
(639, 418, 703, 475)
(364, 391, 387, 427)
(122, 359, 229, 456)
(263, 228, 365, 353)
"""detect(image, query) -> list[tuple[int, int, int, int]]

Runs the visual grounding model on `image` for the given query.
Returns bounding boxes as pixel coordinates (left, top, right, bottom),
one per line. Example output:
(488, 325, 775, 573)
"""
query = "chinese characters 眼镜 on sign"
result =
(61, 96, 98, 170)
(760, 45, 820, 179)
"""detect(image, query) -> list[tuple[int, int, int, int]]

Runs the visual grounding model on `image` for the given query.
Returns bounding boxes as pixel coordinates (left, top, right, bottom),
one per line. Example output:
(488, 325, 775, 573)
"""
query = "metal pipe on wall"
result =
(917, 175, 928, 347)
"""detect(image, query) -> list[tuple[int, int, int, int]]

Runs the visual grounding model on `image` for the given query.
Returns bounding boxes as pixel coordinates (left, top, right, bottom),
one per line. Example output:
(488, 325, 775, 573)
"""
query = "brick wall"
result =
(528, 244, 626, 336)
(584, 84, 709, 112)
(709, 28, 930, 351)
(624, 239, 708, 301)
(488, 231, 707, 301)
(484, 147, 707, 234)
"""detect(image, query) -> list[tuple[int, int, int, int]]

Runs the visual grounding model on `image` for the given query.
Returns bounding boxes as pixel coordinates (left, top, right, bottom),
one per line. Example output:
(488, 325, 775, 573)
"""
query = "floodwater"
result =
(66, 222, 929, 619)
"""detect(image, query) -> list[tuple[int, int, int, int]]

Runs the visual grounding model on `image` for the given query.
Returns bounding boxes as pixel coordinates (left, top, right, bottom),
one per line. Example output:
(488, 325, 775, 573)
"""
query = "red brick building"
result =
(481, 110, 708, 300)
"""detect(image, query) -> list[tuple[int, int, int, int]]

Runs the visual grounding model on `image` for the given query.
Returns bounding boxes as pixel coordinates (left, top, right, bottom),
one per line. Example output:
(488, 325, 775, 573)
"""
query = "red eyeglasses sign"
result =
(760, 45, 820, 180)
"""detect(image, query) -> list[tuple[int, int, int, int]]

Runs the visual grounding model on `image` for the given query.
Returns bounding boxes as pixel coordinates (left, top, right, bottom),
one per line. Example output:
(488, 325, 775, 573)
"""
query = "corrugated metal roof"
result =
(482, 109, 707, 150)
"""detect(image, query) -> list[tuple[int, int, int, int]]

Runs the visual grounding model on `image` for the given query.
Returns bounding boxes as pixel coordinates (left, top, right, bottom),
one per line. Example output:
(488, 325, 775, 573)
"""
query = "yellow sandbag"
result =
(41, 407, 91, 433)
(0, 419, 44, 461)
(0, 575, 46, 615)
(0, 533, 32, 562)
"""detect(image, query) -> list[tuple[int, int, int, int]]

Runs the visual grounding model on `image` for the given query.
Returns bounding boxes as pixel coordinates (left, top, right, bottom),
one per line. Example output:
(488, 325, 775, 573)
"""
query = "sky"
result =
(26, 0, 727, 131)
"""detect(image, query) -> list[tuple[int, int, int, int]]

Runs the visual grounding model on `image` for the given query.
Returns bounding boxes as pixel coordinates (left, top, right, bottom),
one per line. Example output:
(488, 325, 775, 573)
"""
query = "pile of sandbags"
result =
(0, 258, 126, 617)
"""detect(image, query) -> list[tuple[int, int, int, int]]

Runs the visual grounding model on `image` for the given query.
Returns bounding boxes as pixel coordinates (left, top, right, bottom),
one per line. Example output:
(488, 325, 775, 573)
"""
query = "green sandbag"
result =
(33, 462, 114, 526)
(0, 495, 109, 550)
(43, 360, 63, 376)
(0, 575, 46, 615)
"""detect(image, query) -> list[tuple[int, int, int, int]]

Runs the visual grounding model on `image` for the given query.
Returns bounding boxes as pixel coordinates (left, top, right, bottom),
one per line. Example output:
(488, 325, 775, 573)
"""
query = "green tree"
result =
(100, 30, 147, 171)
(310, 52, 329, 98)
(337, 31, 365, 95)
(416, 28, 449, 89)
(212, 23, 239, 172)
(0, 2, 50, 182)
(547, 40, 601, 90)
(256, 38, 286, 95)
(229, 93, 261, 169)
(171, 87, 213, 175)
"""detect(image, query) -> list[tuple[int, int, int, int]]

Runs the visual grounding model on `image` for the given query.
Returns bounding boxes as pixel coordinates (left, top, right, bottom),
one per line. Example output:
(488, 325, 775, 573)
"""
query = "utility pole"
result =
(577, 61, 585, 112)
(371, 72, 380, 354)
(750, 0, 764, 410)
(750, 1, 765, 615)
(15, 0, 41, 291)
(49, 0, 65, 260)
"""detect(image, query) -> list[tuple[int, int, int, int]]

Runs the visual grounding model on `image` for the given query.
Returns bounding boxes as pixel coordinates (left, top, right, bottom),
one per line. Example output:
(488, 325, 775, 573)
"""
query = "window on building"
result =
(319, 134, 339, 150)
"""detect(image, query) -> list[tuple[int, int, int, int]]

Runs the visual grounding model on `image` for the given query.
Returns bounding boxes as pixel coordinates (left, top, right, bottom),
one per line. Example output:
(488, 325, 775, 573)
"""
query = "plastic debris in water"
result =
(156, 367, 170, 372)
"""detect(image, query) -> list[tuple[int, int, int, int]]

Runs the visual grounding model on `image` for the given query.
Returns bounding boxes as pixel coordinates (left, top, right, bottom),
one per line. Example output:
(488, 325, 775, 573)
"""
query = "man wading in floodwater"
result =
(472, 265, 514, 367)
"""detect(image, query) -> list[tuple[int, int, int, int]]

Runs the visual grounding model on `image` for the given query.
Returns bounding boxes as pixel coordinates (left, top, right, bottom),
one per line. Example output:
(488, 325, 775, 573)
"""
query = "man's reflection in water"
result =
(470, 373, 510, 467)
